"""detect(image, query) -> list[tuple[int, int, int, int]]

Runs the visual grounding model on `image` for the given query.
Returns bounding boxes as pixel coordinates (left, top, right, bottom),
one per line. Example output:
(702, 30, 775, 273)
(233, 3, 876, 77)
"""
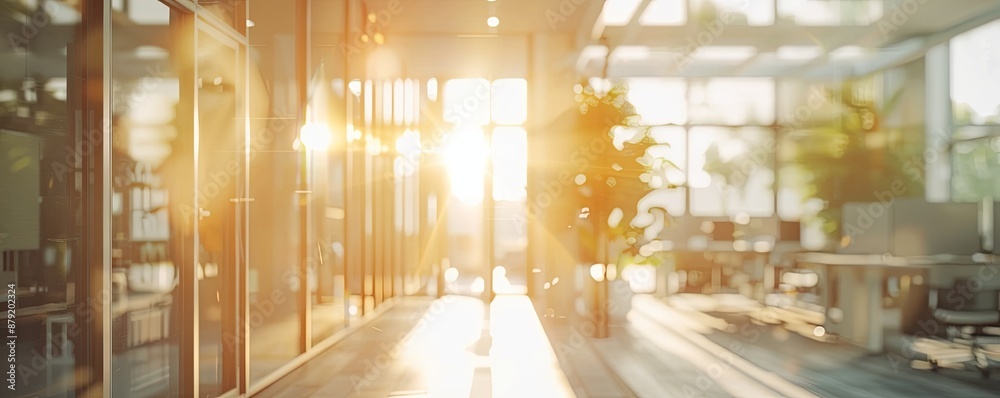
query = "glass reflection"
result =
(199, 0, 244, 31)
(247, 0, 302, 382)
(1, 0, 90, 395)
(109, 0, 179, 396)
(195, 25, 241, 397)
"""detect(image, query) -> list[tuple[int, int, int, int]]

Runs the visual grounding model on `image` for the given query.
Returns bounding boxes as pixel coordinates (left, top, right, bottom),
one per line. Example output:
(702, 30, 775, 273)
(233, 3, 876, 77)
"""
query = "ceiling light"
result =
(689, 46, 757, 61)
(829, 46, 869, 60)
(487, 16, 500, 27)
(776, 46, 821, 61)
(135, 45, 168, 60)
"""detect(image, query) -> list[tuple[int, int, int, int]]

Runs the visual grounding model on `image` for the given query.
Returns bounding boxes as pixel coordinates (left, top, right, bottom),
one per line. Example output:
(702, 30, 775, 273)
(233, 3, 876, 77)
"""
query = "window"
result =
(627, 78, 687, 125)
(689, 127, 775, 217)
(441, 78, 529, 294)
(492, 79, 528, 125)
(600, 0, 644, 26)
(951, 136, 1000, 202)
(639, 0, 687, 26)
(443, 78, 491, 127)
(950, 19, 1000, 125)
(108, 0, 182, 395)
(689, 78, 775, 126)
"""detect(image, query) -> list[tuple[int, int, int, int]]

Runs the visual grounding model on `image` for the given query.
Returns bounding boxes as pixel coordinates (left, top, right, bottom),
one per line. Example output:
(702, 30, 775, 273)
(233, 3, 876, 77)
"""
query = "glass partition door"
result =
(194, 22, 243, 397)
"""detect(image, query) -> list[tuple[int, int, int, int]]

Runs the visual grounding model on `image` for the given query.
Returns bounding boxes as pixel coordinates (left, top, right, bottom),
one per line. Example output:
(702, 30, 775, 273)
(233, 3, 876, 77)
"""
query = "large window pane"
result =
(195, 25, 243, 396)
(443, 79, 491, 127)
(626, 78, 686, 125)
(951, 19, 1000, 126)
(492, 127, 528, 294)
(639, 0, 686, 26)
(443, 124, 486, 295)
(689, 127, 775, 217)
(952, 136, 1000, 202)
(600, 0, 643, 26)
(689, 78, 775, 126)
(492, 127, 528, 202)
(108, 0, 180, 396)
(247, 0, 301, 382)
(1, 1, 93, 396)
(491, 79, 527, 126)
(308, 0, 348, 347)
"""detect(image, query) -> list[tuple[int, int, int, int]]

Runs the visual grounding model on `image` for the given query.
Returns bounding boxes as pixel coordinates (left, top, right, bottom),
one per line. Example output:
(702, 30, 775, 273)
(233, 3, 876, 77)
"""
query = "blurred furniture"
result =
(46, 313, 75, 393)
(973, 338, 1000, 378)
(838, 199, 981, 256)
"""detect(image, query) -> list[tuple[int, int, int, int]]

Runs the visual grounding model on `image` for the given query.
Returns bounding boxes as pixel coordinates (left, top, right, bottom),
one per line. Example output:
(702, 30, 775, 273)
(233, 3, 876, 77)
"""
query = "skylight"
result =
(599, 0, 643, 26)
(639, 0, 687, 26)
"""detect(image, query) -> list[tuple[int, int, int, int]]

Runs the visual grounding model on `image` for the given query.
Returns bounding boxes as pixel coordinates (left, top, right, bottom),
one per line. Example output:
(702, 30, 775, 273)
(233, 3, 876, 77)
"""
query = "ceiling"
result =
(362, 0, 594, 35)
(361, 0, 1000, 79)
(577, 0, 1000, 78)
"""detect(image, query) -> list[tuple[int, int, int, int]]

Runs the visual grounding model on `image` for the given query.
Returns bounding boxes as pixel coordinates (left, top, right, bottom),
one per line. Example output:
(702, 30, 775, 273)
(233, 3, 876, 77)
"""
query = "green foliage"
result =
(573, 80, 668, 260)
(574, 82, 642, 131)
(786, 79, 923, 243)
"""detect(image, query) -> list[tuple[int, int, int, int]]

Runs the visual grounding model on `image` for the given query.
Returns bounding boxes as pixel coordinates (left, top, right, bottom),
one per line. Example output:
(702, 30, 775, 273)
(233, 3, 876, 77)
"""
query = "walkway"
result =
(255, 295, 574, 398)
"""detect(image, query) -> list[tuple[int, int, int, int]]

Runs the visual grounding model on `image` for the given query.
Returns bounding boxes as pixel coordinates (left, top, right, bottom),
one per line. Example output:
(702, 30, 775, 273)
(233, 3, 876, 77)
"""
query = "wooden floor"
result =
(627, 295, 1000, 398)
(255, 295, 576, 398)
(255, 291, 1000, 398)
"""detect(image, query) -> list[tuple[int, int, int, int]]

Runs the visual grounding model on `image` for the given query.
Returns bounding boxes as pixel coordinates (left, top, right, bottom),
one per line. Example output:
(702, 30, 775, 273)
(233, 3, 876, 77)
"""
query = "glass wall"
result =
(1, 1, 92, 396)
(307, 0, 348, 346)
(439, 78, 530, 296)
(246, 0, 301, 382)
(950, 19, 1000, 202)
(623, 77, 776, 220)
(109, 1, 182, 395)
